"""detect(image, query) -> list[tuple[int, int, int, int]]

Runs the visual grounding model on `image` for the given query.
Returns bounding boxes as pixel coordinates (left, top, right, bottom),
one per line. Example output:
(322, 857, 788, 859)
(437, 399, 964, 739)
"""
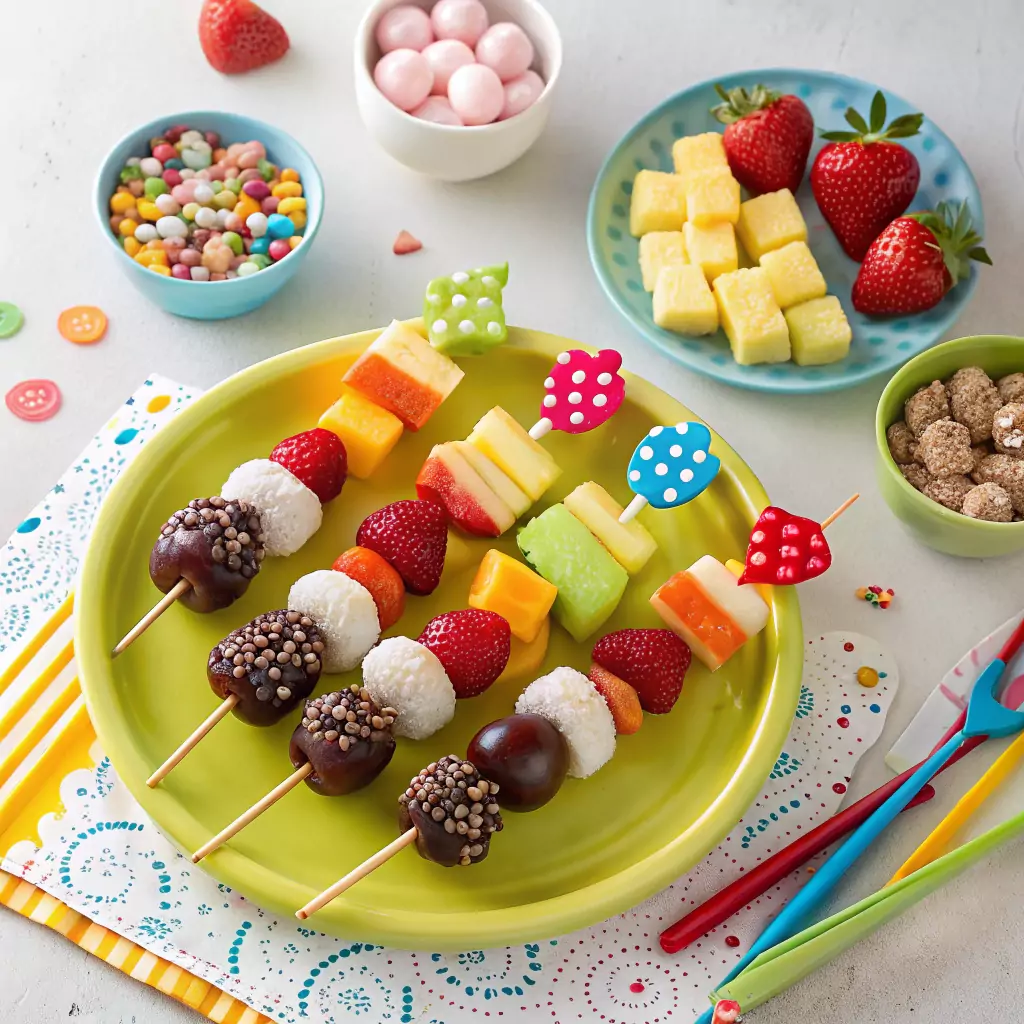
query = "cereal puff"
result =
(886, 420, 918, 465)
(993, 403, 1024, 456)
(921, 474, 975, 512)
(904, 380, 950, 437)
(916, 420, 973, 478)
(997, 373, 1024, 404)
(947, 366, 1002, 444)
(973, 453, 1024, 514)
(963, 482, 1014, 522)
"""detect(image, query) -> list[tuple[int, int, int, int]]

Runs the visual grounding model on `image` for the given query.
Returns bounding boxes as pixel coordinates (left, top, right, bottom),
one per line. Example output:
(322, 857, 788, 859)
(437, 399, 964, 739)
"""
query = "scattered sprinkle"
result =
(855, 585, 894, 609)
(392, 230, 422, 255)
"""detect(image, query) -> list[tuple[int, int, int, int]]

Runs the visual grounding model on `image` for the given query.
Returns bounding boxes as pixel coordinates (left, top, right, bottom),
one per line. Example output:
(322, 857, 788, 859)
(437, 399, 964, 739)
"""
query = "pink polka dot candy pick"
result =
(373, 48, 434, 111)
(620, 422, 721, 523)
(529, 349, 626, 440)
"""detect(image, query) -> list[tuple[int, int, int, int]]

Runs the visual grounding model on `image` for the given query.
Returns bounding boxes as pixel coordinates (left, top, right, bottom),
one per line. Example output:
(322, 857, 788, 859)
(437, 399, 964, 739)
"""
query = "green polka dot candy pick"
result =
(619, 422, 721, 523)
(424, 264, 508, 356)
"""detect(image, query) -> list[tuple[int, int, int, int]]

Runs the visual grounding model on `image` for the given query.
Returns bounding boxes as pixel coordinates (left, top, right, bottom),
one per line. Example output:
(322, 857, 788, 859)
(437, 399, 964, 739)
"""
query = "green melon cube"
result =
(517, 504, 628, 642)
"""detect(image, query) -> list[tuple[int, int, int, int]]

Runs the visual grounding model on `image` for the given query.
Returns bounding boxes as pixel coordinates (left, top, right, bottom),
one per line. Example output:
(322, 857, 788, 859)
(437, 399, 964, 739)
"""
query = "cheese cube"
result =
(563, 481, 658, 574)
(629, 170, 687, 236)
(467, 406, 561, 500)
(686, 170, 740, 227)
(784, 296, 853, 366)
(653, 265, 719, 336)
(469, 549, 557, 644)
(759, 241, 827, 309)
(497, 615, 550, 683)
(714, 268, 791, 365)
(318, 384, 403, 478)
(672, 132, 729, 181)
(343, 320, 464, 431)
(684, 221, 738, 283)
(736, 189, 807, 261)
(639, 231, 688, 292)
(650, 555, 768, 671)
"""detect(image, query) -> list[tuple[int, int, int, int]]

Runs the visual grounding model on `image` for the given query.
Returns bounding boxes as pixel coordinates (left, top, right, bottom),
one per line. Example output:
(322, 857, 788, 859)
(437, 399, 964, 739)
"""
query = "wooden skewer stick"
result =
(112, 578, 192, 657)
(192, 762, 313, 863)
(821, 492, 859, 530)
(295, 827, 419, 920)
(146, 694, 239, 788)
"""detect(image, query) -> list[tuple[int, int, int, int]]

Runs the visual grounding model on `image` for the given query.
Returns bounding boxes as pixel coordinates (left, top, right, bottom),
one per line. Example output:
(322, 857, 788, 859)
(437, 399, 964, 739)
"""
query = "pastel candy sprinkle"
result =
(424, 263, 508, 355)
(536, 349, 626, 435)
(626, 421, 720, 509)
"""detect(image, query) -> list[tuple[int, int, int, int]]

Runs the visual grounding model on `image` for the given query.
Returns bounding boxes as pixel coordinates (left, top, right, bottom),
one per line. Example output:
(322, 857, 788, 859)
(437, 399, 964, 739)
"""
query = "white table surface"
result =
(3, 0, 1024, 1019)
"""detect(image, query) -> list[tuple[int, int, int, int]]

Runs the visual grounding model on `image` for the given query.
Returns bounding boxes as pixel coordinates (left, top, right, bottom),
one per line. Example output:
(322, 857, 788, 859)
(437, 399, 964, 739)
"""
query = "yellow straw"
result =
(888, 730, 1024, 884)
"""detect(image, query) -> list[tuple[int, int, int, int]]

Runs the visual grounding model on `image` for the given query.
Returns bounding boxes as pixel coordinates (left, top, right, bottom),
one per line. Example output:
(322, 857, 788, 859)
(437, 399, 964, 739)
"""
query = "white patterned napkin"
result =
(1, 379, 899, 1023)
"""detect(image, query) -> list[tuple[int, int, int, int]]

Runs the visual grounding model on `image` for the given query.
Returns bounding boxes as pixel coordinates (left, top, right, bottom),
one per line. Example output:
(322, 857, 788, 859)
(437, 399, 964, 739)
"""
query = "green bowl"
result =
(876, 335, 1024, 558)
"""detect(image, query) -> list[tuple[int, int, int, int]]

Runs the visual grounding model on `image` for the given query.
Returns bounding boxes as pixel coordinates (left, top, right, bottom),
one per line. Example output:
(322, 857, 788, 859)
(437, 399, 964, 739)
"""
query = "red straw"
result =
(659, 709, 978, 954)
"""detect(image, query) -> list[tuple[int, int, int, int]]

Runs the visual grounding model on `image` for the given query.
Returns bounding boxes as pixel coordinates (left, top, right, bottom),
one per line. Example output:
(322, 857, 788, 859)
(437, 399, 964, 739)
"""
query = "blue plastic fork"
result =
(696, 615, 1024, 1023)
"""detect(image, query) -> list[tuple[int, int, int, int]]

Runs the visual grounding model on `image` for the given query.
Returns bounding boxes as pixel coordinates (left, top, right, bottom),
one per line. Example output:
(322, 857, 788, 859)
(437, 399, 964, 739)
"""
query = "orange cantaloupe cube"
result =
(318, 384, 403, 478)
(468, 549, 557, 643)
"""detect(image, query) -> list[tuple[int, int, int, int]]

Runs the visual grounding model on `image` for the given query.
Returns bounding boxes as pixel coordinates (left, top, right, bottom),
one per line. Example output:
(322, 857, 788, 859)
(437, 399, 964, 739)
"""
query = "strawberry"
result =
(269, 428, 347, 503)
(393, 230, 423, 255)
(711, 84, 814, 195)
(591, 628, 691, 714)
(852, 200, 991, 316)
(811, 91, 923, 260)
(356, 500, 448, 596)
(588, 663, 643, 735)
(198, 0, 290, 75)
(417, 609, 511, 698)
(332, 546, 406, 630)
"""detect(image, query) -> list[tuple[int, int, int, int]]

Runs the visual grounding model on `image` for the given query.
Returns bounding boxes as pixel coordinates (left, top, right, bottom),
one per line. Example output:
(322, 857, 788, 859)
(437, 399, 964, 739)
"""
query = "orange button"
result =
(57, 306, 108, 345)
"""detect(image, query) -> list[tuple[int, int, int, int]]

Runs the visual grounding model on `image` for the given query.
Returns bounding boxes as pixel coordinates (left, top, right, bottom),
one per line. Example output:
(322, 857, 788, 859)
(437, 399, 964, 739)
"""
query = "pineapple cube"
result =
(469, 549, 557, 643)
(672, 132, 729, 181)
(639, 231, 688, 292)
(784, 295, 852, 366)
(343, 319, 464, 431)
(685, 169, 740, 227)
(713, 268, 791, 365)
(759, 241, 826, 309)
(736, 188, 807, 261)
(653, 266, 719, 335)
(563, 481, 657, 574)
(318, 384, 403, 478)
(467, 406, 561, 500)
(452, 440, 530, 517)
(684, 221, 738, 283)
(629, 170, 686, 236)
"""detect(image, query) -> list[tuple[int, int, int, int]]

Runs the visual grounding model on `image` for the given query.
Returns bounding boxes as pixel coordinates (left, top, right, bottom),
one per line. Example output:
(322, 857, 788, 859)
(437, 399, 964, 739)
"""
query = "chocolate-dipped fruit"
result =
(208, 610, 323, 726)
(467, 714, 569, 812)
(289, 686, 397, 796)
(150, 497, 265, 613)
(398, 755, 503, 867)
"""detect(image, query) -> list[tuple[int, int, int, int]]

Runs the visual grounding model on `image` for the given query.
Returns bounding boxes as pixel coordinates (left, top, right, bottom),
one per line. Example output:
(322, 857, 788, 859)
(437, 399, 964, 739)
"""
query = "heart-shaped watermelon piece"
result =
(739, 506, 831, 585)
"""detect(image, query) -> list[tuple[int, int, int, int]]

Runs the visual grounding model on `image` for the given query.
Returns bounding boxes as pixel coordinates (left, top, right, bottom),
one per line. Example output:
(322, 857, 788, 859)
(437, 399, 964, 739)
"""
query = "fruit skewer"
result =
(112, 314, 469, 657)
(292, 496, 859, 918)
(190, 607, 512, 861)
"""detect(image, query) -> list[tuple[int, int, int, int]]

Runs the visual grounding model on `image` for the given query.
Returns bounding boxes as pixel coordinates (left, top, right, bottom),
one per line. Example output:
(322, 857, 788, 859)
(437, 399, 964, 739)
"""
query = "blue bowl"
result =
(587, 69, 984, 394)
(95, 111, 324, 321)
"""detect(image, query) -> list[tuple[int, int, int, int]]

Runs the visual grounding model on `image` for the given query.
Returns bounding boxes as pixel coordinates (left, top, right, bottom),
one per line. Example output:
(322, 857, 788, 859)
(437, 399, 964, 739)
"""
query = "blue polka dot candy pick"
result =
(619, 422, 721, 523)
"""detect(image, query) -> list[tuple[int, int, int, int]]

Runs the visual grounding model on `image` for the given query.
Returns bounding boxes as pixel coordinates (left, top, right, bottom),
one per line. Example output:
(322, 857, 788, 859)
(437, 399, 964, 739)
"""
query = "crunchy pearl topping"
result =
(299, 685, 397, 746)
(160, 497, 266, 578)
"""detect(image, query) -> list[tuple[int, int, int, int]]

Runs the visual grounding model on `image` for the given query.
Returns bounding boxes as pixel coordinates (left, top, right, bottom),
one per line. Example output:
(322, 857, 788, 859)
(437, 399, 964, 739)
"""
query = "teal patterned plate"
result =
(587, 68, 983, 393)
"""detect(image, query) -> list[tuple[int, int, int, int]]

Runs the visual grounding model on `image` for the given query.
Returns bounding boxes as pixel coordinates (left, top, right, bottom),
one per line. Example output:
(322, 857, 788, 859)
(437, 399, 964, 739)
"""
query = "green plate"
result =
(76, 325, 803, 950)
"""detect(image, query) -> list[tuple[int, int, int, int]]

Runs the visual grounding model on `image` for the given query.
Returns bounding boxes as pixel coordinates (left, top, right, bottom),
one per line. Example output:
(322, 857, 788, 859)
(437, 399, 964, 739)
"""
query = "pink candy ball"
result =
(262, 196, 279, 215)
(447, 62, 504, 125)
(422, 38, 475, 94)
(475, 22, 534, 82)
(269, 239, 292, 261)
(171, 263, 191, 280)
(430, 0, 489, 46)
(376, 5, 434, 53)
(411, 95, 464, 126)
(162, 168, 182, 188)
(242, 179, 271, 200)
(374, 48, 434, 111)
(152, 143, 177, 164)
(499, 69, 544, 120)
(179, 248, 202, 268)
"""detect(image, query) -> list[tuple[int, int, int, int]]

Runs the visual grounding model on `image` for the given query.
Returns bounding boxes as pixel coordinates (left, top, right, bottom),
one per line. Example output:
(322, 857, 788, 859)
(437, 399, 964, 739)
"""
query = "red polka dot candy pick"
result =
(738, 494, 859, 586)
(6, 379, 62, 422)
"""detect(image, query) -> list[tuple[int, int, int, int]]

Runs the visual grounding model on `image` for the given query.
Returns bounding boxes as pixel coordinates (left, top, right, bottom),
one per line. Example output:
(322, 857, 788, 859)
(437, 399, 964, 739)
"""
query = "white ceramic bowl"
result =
(354, 0, 562, 181)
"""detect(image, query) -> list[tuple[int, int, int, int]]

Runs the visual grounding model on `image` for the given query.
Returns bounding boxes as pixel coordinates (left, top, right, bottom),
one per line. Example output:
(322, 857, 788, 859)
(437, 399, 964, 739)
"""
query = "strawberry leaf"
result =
(711, 83, 782, 124)
(869, 90, 887, 134)
(844, 107, 870, 135)
(884, 113, 925, 138)
(820, 130, 863, 141)
(968, 246, 993, 265)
